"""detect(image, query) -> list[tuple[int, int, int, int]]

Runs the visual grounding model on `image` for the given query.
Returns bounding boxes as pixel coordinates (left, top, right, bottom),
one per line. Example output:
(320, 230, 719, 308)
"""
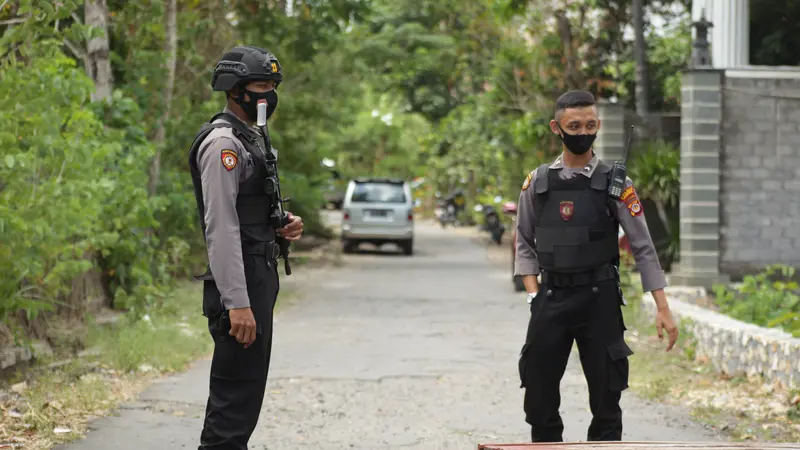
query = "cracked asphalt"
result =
(59, 213, 722, 449)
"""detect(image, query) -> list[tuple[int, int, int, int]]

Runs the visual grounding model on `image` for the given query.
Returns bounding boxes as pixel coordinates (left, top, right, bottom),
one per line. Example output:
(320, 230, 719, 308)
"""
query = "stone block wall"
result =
(640, 287, 800, 389)
(720, 69, 800, 277)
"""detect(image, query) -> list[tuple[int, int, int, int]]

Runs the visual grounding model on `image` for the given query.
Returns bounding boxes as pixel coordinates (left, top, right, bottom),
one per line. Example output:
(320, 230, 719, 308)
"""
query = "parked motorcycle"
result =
(435, 201, 460, 227)
(435, 189, 466, 228)
(474, 199, 505, 245)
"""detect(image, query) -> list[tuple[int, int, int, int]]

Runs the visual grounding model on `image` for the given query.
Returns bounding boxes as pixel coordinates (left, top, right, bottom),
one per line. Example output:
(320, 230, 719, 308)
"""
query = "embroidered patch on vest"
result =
(221, 149, 238, 171)
(521, 172, 532, 191)
(559, 201, 574, 221)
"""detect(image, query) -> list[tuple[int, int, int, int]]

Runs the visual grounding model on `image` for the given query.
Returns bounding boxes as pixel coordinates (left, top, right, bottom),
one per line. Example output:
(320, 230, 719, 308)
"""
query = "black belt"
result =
(540, 264, 617, 288)
(244, 241, 281, 260)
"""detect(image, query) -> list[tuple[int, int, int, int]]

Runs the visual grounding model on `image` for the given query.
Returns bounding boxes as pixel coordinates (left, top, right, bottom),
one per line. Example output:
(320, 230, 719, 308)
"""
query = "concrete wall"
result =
(720, 68, 800, 277)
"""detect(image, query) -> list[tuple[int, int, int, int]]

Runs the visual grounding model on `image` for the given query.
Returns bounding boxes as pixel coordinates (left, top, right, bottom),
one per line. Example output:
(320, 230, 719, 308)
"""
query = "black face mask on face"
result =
(236, 88, 278, 123)
(556, 123, 596, 155)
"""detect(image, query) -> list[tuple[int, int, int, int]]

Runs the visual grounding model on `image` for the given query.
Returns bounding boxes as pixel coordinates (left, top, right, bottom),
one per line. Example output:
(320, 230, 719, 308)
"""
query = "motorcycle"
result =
(435, 201, 459, 227)
(474, 198, 505, 245)
(435, 189, 466, 228)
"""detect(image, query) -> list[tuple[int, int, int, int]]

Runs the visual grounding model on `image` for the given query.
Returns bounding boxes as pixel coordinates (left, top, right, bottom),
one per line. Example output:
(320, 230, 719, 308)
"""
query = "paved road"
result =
(60, 214, 721, 450)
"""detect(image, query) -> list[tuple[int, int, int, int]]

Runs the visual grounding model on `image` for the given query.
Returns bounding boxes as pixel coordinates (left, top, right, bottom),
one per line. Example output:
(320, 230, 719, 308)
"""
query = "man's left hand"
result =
(655, 307, 679, 352)
(278, 212, 303, 241)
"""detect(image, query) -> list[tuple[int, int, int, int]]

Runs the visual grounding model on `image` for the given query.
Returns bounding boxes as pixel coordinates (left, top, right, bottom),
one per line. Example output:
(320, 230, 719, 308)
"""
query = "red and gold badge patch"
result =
(559, 201, 574, 221)
(521, 172, 532, 191)
(221, 149, 238, 171)
(620, 185, 643, 217)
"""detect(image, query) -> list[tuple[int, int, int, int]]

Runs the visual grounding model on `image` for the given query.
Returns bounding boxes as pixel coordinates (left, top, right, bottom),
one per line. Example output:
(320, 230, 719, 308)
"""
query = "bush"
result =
(627, 139, 680, 268)
(712, 264, 800, 337)
(0, 44, 194, 325)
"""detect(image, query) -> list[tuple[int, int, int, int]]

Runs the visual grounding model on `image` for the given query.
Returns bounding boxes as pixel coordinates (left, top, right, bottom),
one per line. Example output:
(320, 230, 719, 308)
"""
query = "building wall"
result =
(720, 69, 800, 277)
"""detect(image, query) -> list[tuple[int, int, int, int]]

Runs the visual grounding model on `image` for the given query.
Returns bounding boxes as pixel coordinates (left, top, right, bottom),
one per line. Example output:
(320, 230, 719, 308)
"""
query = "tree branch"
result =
(63, 38, 86, 59)
(0, 17, 27, 26)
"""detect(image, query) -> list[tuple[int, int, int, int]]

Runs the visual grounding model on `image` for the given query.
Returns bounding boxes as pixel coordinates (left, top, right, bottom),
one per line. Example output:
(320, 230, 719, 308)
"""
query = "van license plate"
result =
(367, 209, 388, 217)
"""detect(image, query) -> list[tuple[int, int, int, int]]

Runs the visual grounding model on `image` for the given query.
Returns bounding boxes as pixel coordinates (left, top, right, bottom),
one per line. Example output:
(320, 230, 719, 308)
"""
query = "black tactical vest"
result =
(188, 112, 276, 246)
(532, 161, 619, 273)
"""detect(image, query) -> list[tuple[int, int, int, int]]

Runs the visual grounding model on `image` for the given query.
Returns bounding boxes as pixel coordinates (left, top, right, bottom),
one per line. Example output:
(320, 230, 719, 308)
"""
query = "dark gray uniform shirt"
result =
(514, 154, 667, 293)
(195, 108, 259, 310)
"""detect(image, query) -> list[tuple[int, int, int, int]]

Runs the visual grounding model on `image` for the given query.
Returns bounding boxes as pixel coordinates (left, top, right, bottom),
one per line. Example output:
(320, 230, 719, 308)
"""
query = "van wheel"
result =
(400, 239, 413, 256)
(343, 239, 357, 254)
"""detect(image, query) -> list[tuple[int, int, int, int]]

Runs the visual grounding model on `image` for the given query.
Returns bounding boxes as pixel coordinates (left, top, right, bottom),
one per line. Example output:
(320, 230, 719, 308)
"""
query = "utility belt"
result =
(540, 263, 617, 288)
(243, 240, 281, 261)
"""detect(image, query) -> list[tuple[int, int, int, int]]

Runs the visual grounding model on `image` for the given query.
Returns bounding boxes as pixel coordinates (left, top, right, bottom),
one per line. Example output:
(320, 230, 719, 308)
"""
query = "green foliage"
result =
(713, 265, 800, 338)
(0, 44, 113, 319)
(627, 139, 680, 264)
(3, 0, 795, 347)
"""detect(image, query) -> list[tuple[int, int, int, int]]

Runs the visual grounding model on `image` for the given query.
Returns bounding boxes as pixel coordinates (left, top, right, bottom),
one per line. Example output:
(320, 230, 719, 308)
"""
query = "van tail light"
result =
(343, 210, 350, 221)
(408, 210, 413, 221)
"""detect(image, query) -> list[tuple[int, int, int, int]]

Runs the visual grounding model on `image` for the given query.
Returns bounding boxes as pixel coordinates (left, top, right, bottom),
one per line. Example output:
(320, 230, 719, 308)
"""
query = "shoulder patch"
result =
(620, 184, 643, 216)
(521, 172, 533, 191)
(221, 149, 238, 171)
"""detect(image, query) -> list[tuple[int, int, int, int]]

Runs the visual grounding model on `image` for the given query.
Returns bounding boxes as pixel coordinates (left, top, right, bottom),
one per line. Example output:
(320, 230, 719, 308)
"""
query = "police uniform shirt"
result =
(514, 154, 667, 293)
(195, 107, 259, 310)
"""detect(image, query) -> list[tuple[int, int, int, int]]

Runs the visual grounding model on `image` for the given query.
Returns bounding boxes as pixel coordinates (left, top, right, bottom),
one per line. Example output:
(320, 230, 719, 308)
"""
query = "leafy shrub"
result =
(712, 265, 800, 337)
(0, 44, 193, 323)
(627, 139, 680, 266)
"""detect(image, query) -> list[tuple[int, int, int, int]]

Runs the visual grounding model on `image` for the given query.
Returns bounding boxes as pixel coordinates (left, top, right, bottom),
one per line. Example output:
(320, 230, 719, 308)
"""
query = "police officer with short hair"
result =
(188, 46, 304, 449)
(514, 90, 678, 443)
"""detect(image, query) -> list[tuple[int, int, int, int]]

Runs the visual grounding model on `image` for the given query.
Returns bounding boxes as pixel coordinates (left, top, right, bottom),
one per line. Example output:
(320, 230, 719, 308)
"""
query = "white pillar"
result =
(691, 0, 749, 68)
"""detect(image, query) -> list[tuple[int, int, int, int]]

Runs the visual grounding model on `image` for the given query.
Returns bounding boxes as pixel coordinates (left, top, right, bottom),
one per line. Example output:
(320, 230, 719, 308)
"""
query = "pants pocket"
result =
(606, 338, 634, 391)
(518, 343, 530, 388)
(210, 332, 268, 381)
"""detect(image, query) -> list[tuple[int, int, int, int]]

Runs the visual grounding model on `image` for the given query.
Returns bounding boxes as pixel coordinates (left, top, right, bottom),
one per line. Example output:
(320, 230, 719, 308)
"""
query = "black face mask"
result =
(236, 88, 278, 123)
(556, 123, 596, 155)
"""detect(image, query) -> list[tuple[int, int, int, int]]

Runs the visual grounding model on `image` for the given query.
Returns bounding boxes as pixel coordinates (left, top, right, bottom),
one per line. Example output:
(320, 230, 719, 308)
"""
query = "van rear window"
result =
(351, 182, 407, 204)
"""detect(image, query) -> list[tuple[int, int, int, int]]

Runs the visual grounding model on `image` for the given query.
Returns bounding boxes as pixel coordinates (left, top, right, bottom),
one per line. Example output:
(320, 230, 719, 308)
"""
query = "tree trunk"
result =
(62, 0, 114, 313)
(148, 0, 178, 197)
(554, 9, 582, 90)
(632, 0, 650, 122)
(85, 0, 113, 103)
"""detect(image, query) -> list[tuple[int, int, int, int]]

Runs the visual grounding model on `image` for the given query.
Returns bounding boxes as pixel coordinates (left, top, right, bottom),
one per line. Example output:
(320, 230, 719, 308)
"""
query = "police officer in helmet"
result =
(188, 46, 303, 449)
(514, 90, 678, 442)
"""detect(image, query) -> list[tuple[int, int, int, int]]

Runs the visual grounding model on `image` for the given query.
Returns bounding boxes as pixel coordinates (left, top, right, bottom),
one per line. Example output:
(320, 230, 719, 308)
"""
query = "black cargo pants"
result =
(198, 246, 280, 450)
(518, 276, 633, 442)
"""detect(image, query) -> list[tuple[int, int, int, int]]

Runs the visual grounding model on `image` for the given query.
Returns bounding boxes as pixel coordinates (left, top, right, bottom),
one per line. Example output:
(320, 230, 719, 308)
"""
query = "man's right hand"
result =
(228, 307, 257, 347)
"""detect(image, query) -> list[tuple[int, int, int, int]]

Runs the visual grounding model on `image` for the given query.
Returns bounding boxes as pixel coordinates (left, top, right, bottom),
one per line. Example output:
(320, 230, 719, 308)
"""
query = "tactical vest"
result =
(188, 112, 276, 247)
(532, 161, 619, 274)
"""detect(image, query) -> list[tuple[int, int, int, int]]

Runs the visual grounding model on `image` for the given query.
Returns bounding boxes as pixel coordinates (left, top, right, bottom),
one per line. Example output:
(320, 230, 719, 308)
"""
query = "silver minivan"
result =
(341, 178, 414, 255)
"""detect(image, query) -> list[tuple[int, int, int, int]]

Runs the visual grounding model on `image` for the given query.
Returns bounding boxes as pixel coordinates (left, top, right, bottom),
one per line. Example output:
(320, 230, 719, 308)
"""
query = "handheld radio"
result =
(607, 125, 634, 200)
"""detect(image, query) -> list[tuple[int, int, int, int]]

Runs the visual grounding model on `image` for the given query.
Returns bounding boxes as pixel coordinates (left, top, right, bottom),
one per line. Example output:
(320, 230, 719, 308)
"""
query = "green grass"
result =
(1, 281, 214, 449)
(86, 282, 210, 373)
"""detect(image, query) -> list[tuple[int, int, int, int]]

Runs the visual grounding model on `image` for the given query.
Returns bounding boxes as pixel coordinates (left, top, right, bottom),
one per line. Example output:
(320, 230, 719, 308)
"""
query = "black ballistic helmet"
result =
(211, 46, 283, 92)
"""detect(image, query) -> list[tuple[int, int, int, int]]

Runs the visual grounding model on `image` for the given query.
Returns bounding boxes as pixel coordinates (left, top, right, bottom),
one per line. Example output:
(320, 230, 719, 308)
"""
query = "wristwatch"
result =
(526, 292, 538, 304)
